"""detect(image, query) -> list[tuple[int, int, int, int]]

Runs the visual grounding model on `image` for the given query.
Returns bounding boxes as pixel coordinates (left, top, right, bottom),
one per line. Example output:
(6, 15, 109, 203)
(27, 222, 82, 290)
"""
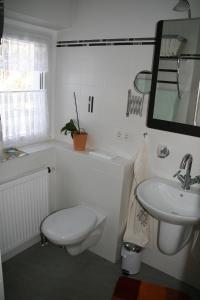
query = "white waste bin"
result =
(121, 243, 142, 275)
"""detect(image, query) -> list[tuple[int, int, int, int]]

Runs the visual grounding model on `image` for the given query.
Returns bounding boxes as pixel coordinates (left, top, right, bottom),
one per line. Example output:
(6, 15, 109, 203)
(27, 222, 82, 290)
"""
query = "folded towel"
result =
(160, 37, 183, 57)
(123, 140, 150, 247)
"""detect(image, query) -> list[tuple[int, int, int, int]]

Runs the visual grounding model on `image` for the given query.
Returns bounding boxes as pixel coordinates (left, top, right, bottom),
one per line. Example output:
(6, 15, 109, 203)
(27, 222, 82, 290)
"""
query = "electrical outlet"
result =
(124, 132, 129, 140)
(116, 130, 132, 141)
(116, 131, 122, 140)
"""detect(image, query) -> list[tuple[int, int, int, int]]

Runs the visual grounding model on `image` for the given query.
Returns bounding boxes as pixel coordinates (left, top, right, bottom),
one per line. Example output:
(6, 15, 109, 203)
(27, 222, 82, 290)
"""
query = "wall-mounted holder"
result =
(88, 96, 94, 113)
(126, 89, 144, 117)
(126, 70, 152, 118)
(157, 144, 170, 158)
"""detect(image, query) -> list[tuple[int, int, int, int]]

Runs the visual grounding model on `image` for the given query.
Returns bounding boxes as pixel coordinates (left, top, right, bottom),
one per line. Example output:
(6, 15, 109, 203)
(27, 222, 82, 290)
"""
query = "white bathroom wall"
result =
(54, 0, 200, 288)
(58, 0, 198, 39)
(55, 0, 200, 158)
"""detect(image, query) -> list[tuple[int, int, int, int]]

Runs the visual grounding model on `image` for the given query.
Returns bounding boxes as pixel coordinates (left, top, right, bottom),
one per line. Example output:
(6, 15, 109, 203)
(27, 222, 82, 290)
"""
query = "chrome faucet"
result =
(173, 153, 200, 190)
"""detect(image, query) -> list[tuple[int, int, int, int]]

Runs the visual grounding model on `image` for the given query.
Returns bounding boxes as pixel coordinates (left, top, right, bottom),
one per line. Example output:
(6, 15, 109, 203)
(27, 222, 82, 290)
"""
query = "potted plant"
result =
(61, 92, 88, 151)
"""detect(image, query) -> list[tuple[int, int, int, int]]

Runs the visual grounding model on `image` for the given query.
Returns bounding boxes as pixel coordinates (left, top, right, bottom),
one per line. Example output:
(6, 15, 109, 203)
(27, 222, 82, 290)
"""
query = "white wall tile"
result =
(55, 0, 200, 288)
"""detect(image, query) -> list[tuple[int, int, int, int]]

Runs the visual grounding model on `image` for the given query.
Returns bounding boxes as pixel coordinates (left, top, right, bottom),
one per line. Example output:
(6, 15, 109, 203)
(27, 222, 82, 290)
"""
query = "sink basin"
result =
(136, 177, 200, 225)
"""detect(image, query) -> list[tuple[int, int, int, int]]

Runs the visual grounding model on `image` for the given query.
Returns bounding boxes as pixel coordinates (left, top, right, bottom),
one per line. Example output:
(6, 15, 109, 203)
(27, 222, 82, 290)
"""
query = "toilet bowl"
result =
(41, 205, 106, 255)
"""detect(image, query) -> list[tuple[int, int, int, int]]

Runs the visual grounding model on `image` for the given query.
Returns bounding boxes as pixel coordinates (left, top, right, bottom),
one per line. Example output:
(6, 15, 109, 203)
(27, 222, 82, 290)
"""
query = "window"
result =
(0, 35, 49, 146)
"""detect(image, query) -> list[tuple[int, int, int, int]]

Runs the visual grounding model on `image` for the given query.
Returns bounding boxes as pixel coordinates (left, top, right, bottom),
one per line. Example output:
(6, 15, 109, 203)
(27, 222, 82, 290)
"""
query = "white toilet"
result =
(41, 205, 106, 255)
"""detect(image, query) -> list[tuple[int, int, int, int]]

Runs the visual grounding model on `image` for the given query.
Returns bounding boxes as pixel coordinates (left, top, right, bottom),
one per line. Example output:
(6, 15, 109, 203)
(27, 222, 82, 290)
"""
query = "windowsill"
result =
(0, 140, 56, 184)
(0, 140, 74, 163)
(21, 139, 131, 163)
(0, 140, 53, 163)
(19, 140, 56, 154)
(0, 139, 131, 167)
(0, 140, 131, 188)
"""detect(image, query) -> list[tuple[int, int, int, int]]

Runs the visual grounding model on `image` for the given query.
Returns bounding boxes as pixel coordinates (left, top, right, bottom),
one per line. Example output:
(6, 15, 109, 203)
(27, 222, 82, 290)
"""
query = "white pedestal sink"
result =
(136, 177, 200, 255)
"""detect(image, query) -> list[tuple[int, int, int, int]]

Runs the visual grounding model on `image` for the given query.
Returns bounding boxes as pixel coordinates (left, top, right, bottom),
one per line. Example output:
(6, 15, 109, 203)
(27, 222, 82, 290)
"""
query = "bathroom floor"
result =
(2, 243, 200, 300)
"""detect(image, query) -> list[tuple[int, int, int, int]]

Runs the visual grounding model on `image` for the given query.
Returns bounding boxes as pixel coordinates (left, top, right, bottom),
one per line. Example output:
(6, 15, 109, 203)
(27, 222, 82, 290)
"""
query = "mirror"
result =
(148, 18, 200, 137)
(134, 70, 152, 94)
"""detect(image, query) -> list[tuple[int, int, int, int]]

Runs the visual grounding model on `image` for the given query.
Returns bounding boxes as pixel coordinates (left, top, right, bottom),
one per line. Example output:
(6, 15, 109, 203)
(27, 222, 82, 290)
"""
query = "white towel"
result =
(161, 38, 182, 57)
(123, 140, 150, 247)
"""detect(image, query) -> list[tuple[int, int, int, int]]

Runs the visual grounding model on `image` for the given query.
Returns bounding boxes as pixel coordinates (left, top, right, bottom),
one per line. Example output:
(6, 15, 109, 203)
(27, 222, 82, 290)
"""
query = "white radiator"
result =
(0, 169, 49, 258)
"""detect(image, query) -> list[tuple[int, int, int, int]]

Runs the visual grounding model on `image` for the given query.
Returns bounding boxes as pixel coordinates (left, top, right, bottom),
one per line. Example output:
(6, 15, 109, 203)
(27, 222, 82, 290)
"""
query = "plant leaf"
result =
(60, 119, 78, 135)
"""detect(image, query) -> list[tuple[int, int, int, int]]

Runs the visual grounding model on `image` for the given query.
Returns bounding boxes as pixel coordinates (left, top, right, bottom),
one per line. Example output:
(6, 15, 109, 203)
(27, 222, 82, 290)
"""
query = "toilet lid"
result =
(41, 205, 98, 245)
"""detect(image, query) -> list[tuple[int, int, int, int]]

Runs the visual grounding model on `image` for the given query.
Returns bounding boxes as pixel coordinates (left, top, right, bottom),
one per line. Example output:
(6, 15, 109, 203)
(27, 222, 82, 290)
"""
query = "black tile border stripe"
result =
(160, 54, 200, 60)
(57, 37, 155, 48)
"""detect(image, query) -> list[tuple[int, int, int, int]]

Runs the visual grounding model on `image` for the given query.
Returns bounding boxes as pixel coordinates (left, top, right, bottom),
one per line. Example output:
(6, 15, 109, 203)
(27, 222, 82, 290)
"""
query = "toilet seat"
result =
(41, 205, 98, 245)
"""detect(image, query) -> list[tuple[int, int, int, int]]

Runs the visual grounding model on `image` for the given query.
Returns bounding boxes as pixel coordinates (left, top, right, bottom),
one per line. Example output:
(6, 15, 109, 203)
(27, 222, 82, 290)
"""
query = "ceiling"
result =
(5, 0, 76, 30)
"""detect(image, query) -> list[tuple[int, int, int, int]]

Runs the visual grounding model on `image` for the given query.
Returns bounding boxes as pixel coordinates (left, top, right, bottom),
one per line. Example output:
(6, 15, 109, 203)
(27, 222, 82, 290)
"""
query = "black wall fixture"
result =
(147, 18, 200, 138)
(88, 96, 94, 113)
(0, 0, 4, 42)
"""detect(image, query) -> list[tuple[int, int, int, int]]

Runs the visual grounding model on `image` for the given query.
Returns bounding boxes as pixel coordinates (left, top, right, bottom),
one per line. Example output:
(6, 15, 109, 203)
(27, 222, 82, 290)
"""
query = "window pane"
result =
(0, 91, 49, 145)
(0, 70, 41, 91)
(0, 38, 47, 91)
(0, 36, 49, 145)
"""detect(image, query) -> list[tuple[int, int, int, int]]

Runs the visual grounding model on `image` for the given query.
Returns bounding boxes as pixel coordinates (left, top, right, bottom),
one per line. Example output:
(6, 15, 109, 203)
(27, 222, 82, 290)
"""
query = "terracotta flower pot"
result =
(72, 132, 88, 151)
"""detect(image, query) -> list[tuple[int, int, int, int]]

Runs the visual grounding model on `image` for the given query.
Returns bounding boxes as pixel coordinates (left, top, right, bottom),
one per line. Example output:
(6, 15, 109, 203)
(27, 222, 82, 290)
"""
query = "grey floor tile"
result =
(2, 243, 200, 300)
